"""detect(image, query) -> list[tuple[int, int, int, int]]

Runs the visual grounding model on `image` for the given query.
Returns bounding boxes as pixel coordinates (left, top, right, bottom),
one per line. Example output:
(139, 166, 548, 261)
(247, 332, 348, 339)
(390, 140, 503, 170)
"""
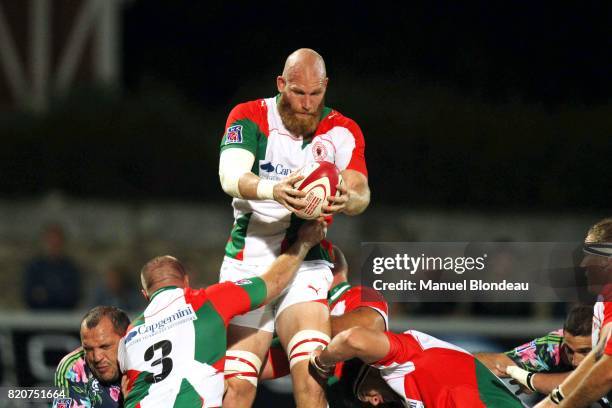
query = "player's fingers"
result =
(286, 188, 307, 198)
(285, 196, 306, 209)
(286, 173, 305, 185)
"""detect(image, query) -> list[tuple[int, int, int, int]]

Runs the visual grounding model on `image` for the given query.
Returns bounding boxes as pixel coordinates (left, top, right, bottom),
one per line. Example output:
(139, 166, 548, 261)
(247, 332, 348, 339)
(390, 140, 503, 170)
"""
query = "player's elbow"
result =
(219, 171, 241, 198)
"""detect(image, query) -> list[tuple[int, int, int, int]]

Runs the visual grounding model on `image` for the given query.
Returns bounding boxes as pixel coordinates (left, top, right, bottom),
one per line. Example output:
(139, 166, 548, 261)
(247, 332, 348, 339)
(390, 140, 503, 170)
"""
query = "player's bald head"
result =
(282, 48, 327, 82)
(140, 255, 187, 295)
(585, 217, 612, 244)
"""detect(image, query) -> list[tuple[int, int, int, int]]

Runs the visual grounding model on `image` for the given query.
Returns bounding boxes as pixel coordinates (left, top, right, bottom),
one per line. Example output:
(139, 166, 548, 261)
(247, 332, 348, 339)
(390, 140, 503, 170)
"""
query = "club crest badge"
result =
(312, 141, 328, 161)
(225, 125, 243, 144)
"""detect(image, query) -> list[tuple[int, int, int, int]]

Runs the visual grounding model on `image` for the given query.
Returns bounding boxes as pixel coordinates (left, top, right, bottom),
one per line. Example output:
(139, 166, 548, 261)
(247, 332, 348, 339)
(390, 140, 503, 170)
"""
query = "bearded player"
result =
(218, 48, 370, 407)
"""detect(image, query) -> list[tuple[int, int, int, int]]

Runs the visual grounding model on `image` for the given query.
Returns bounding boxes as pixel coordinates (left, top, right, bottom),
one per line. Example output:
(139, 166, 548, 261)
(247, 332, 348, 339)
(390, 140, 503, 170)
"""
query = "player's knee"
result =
(287, 329, 331, 369)
(224, 350, 262, 388)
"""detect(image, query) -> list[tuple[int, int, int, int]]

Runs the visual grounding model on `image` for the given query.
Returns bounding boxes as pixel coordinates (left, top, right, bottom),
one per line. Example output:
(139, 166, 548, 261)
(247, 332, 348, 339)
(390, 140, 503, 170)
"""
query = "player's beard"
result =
(278, 92, 323, 139)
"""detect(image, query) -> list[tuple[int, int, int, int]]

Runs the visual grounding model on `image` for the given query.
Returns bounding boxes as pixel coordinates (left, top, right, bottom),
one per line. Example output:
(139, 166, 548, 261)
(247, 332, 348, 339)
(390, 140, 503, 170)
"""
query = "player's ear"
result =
(141, 289, 149, 301)
(277, 76, 286, 92)
(184, 274, 190, 288)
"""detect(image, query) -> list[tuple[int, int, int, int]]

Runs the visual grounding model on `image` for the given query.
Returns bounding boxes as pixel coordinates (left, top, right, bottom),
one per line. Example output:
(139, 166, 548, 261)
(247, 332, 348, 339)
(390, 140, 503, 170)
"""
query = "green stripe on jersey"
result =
(125, 371, 154, 408)
(251, 129, 268, 175)
(238, 276, 267, 310)
(225, 213, 252, 259)
(220, 118, 262, 157)
(55, 349, 84, 390)
(474, 359, 523, 407)
(193, 301, 228, 365)
(173, 378, 202, 408)
(328, 282, 351, 307)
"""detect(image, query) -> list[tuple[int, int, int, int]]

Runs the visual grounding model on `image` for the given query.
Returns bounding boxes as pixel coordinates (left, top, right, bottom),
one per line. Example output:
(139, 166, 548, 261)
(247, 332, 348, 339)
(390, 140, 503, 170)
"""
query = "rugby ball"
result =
(294, 161, 342, 219)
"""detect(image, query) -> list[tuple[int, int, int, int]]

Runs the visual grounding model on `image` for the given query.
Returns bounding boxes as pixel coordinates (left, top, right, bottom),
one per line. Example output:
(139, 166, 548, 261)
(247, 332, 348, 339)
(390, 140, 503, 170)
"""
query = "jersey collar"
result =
(149, 286, 179, 302)
(328, 282, 351, 306)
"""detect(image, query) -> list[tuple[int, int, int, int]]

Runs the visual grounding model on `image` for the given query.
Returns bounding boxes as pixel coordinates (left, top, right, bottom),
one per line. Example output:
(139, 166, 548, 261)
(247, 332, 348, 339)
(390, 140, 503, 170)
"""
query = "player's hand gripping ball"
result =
(293, 162, 342, 219)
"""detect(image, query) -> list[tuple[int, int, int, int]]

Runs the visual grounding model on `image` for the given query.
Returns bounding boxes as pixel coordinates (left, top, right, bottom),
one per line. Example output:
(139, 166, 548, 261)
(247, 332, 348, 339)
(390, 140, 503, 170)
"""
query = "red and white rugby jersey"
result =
(593, 285, 612, 355)
(371, 330, 523, 407)
(220, 96, 367, 266)
(328, 282, 389, 330)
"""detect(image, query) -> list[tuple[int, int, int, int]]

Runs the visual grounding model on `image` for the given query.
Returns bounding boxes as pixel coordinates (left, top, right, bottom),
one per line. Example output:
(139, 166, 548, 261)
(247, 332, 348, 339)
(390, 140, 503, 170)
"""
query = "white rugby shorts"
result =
(219, 257, 332, 332)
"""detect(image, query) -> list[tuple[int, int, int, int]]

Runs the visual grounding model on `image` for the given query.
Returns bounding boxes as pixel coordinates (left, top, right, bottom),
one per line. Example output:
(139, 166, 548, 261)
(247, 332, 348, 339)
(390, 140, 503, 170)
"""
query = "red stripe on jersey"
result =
(205, 282, 252, 325)
(603, 300, 612, 326)
(235, 248, 245, 261)
(375, 332, 423, 366)
(183, 287, 208, 312)
(125, 369, 142, 394)
(605, 332, 612, 356)
(225, 99, 269, 138)
(315, 110, 368, 177)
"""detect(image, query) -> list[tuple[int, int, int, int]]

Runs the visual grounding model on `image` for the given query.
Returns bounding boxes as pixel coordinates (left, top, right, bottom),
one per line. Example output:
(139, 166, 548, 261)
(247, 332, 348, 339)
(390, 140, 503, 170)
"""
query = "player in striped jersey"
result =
(54, 306, 130, 408)
(118, 220, 325, 408)
(536, 218, 612, 408)
(310, 327, 524, 407)
(218, 48, 370, 408)
(475, 304, 593, 395)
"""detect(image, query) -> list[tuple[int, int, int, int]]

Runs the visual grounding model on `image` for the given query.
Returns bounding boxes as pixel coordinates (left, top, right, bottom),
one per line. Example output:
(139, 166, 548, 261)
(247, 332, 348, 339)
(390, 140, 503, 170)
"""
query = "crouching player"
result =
(118, 220, 326, 408)
(310, 327, 525, 407)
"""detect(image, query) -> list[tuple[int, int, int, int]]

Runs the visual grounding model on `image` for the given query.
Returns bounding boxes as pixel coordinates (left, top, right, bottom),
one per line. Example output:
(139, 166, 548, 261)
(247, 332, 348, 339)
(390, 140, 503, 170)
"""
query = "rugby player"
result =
(258, 246, 388, 407)
(310, 327, 524, 407)
(218, 48, 370, 407)
(118, 220, 325, 408)
(475, 304, 593, 395)
(54, 306, 130, 408)
(535, 218, 612, 408)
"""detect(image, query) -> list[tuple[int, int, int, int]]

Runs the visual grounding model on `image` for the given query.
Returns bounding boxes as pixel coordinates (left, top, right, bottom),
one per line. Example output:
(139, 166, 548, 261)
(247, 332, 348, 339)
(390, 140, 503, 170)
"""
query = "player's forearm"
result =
(473, 352, 514, 376)
(559, 356, 612, 407)
(532, 372, 572, 395)
(344, 186, 370, 215)
(341, 170, 370, 215)
(549, 351, 596, 399)
(260, 242, 310, 303)
(319, 327, 388, 365)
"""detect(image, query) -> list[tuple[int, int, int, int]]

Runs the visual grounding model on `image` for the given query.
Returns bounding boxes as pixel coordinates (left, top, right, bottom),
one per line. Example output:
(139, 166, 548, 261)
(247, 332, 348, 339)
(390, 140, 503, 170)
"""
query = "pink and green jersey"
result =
(220, 96, 367, 266)
(118, 280, 266, 408)
(372, 330, 523, 407)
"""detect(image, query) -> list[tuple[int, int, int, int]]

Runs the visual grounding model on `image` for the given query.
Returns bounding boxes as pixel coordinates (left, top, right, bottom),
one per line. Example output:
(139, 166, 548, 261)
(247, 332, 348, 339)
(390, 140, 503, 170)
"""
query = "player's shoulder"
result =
(228, 98, 269, 120)
(56, 347, 85, 372)
(55, 347, 86, 386)
(319, 107, 362, 135)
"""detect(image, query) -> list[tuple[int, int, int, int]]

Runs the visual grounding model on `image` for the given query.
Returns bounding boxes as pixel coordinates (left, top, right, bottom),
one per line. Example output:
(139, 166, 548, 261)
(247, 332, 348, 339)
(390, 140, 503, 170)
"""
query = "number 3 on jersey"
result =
(143, 340, 173, 383)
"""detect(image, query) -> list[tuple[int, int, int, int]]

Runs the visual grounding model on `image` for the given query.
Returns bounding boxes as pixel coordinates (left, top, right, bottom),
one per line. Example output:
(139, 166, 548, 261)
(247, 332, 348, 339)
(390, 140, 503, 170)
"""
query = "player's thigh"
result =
(227, 323, 274, 356)
(276, 301, 331, 340)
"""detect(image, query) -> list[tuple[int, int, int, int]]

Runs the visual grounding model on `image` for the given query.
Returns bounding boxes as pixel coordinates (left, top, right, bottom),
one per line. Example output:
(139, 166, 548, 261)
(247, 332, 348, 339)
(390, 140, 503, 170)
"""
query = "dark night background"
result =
(2, 0, 611, 208)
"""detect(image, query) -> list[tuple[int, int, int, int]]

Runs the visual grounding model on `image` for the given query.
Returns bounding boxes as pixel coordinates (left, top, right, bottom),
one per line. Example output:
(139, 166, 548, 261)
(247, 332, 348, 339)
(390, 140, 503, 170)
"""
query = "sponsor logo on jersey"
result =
(53, 398, 72, 408)
(125, 329, 138, 345)
(127, 305, 197, 345)
(258, 161, 294, 180)
(235, 279, 253, 286)
(225, 125, 243, 144)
